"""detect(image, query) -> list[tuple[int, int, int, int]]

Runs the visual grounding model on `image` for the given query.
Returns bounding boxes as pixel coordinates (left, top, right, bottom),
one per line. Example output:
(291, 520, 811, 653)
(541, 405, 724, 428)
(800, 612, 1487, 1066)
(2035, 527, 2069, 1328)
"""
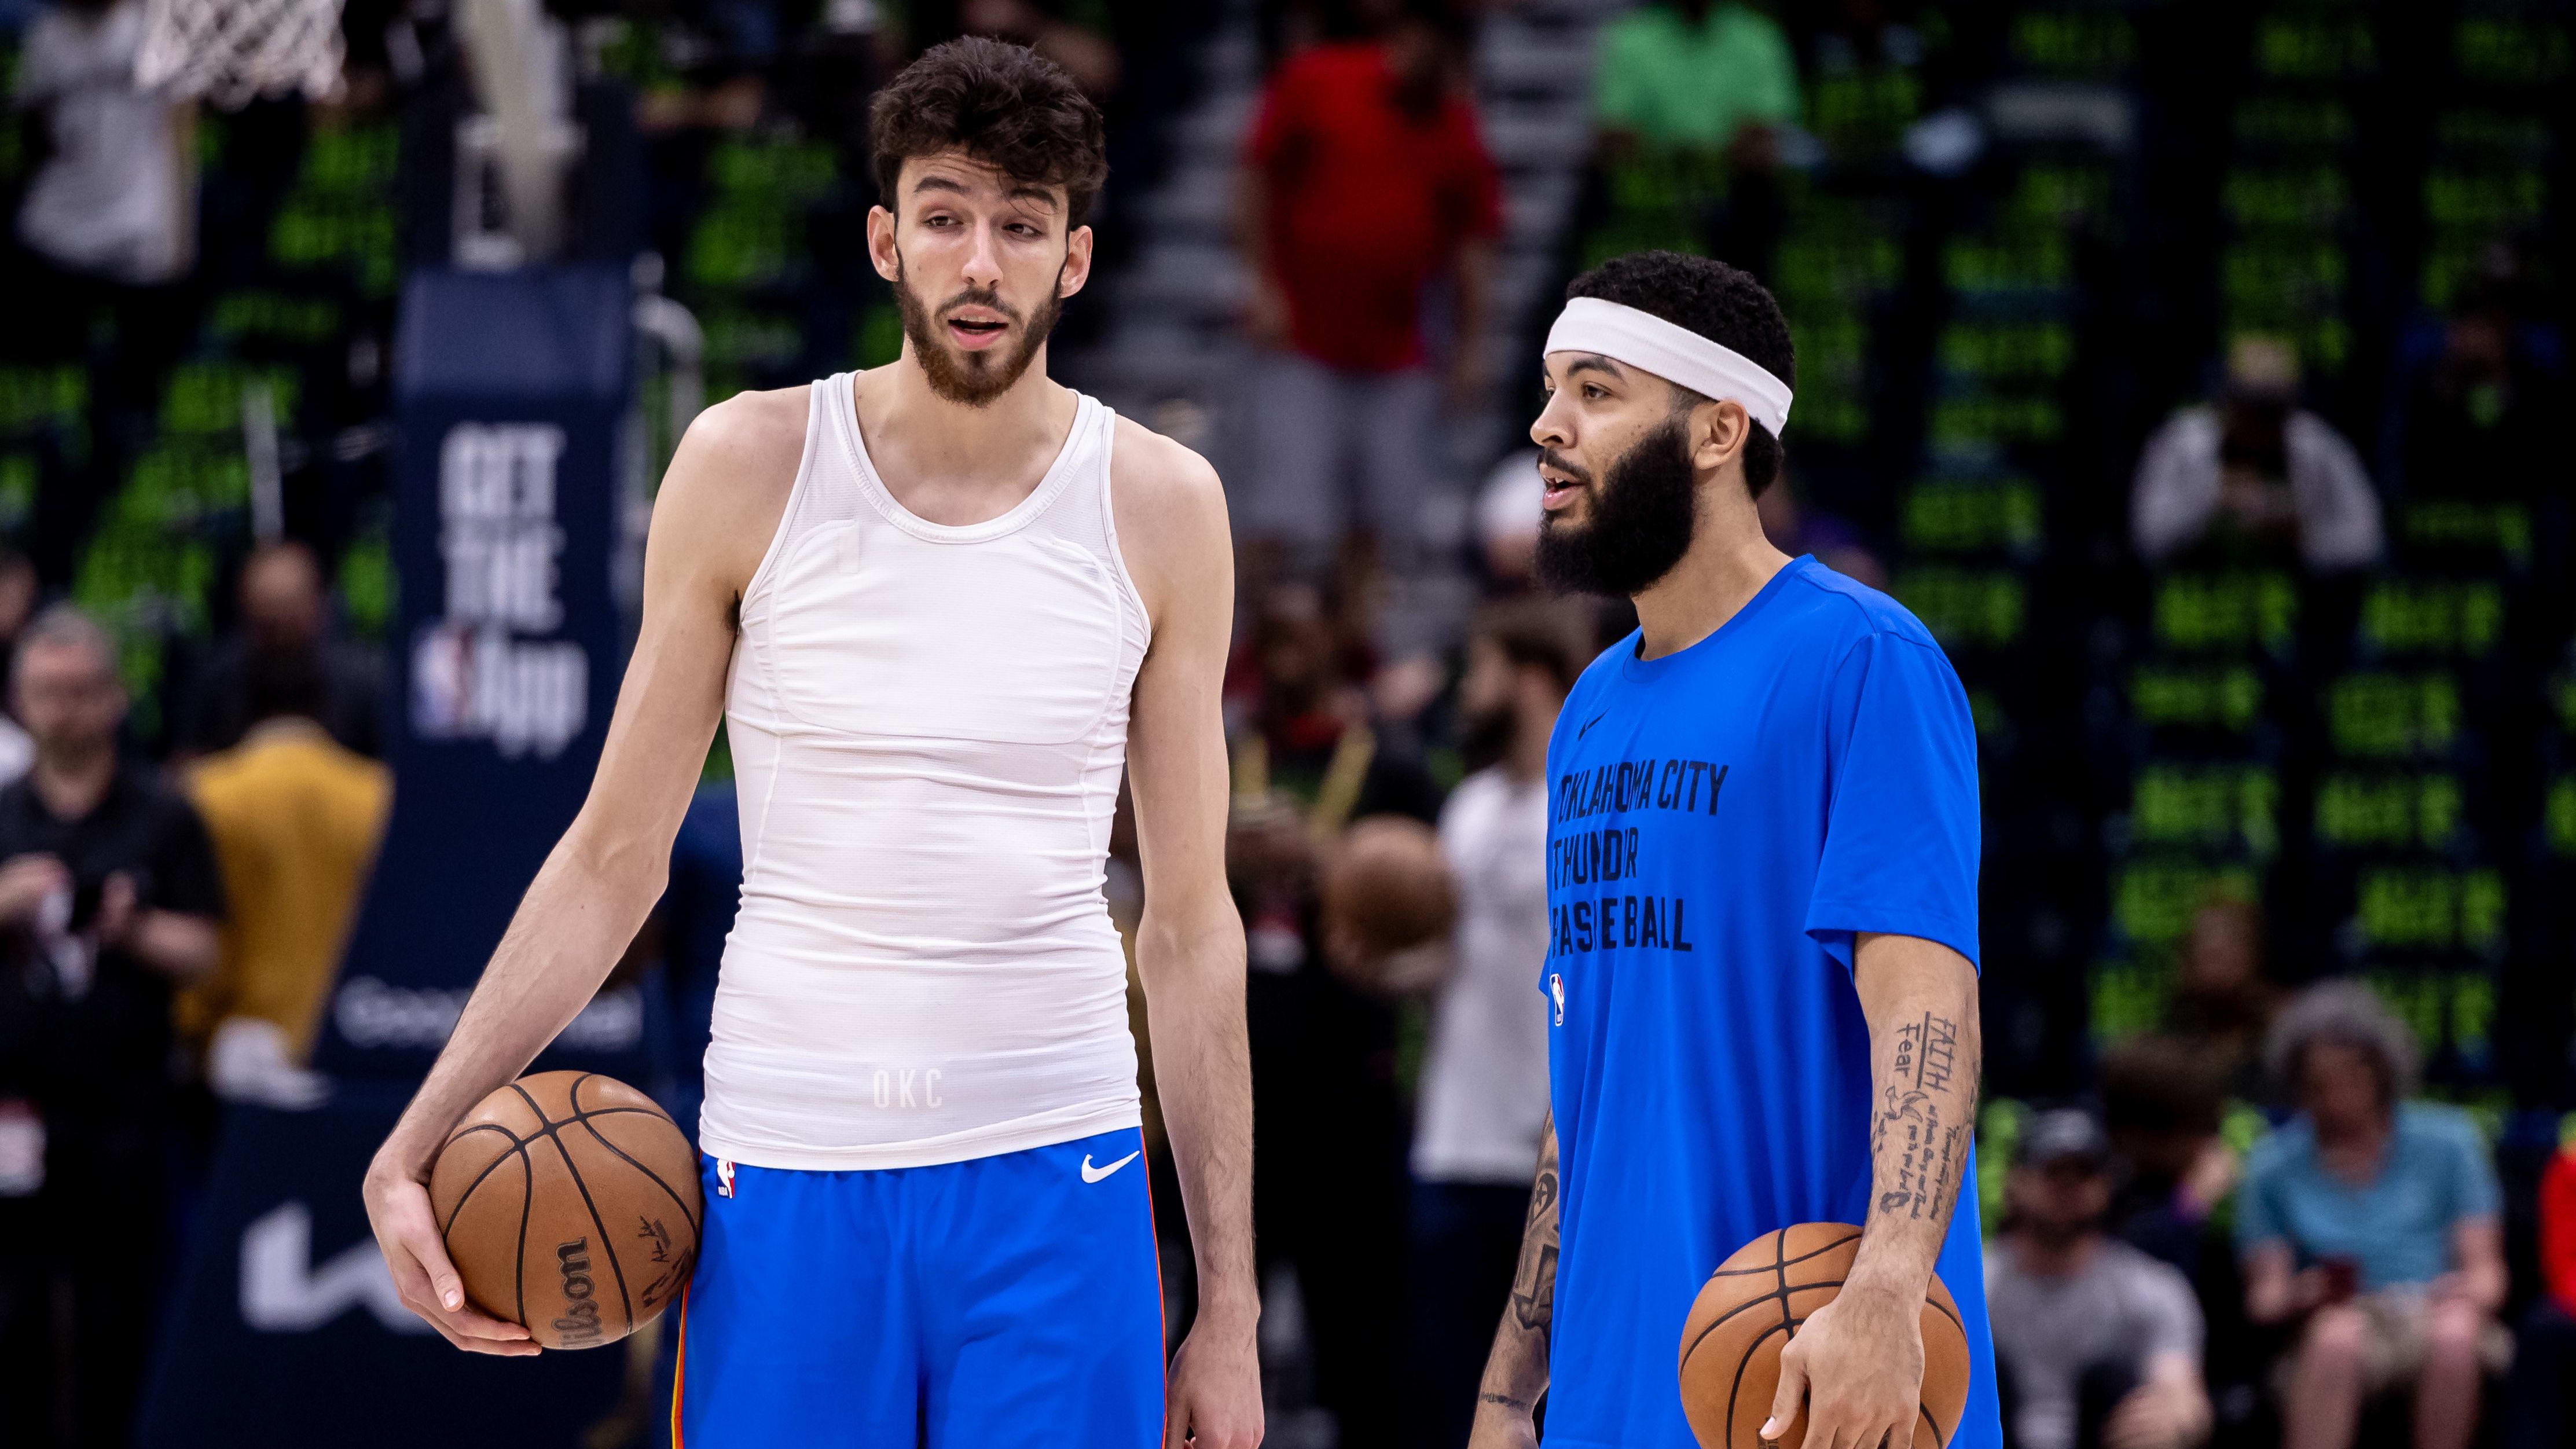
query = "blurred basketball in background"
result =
(1320, 813, 1457, 995)
(427, 1071, 702, 1351)
(1678, 1222, 1971, 1449)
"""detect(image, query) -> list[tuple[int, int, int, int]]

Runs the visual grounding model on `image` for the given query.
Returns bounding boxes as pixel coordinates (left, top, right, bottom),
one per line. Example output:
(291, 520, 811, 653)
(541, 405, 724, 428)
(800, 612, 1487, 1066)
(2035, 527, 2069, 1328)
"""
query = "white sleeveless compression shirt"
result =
(697, 373, 1150, 1170)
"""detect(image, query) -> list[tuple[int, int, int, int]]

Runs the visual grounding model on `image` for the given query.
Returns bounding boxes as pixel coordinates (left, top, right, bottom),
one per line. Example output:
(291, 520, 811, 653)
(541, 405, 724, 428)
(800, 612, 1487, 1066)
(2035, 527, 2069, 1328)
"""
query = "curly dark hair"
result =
(868, 37, 1109, 229)
(1564, 251, 1795, 496)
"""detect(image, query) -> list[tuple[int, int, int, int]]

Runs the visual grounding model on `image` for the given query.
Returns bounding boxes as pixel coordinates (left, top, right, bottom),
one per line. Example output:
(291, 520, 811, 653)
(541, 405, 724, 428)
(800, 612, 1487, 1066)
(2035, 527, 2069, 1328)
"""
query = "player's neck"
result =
(1630, 498, 1793, 661)
(856, 349, 1079, 525)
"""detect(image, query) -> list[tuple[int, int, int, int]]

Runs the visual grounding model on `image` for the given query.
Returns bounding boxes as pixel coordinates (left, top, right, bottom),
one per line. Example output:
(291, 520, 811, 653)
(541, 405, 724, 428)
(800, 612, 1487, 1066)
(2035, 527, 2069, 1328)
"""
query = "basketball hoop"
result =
(137, 0, 347, 110)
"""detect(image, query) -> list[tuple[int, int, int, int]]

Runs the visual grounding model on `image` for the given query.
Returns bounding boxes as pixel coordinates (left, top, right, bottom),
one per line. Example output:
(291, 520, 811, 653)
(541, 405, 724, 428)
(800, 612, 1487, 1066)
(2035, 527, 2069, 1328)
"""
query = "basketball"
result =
(1320, 813, 1458, 991)
(426, 1070, 702, 1351)
(1677, 1223, 1972, 1449)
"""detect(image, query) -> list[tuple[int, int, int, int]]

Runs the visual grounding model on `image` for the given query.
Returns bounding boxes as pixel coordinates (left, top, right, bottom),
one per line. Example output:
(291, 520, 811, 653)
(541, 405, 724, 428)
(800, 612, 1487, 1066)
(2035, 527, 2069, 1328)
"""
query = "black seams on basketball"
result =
(1677, 1221, 1973, 1449)
(427, 1070, 704, 1349)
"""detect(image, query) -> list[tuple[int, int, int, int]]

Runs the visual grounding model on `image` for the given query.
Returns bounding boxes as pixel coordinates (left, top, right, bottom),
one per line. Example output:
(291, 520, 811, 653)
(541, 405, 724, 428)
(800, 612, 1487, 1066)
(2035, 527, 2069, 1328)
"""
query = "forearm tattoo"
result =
(1872, 1011, 1975, 1223)
(1509, 1142, 1561, 1350)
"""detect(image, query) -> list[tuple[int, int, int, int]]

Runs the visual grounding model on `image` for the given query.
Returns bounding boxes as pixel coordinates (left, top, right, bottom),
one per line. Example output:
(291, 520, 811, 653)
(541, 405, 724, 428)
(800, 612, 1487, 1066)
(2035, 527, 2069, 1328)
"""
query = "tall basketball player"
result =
(361, 39, 1262, 1449)
(1468, 251, 2003, 1449)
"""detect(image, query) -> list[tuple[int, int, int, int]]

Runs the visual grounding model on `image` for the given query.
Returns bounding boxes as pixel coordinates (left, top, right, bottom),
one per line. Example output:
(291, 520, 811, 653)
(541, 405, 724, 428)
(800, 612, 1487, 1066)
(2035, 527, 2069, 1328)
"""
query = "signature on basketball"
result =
(637, 1215, 693, 1308)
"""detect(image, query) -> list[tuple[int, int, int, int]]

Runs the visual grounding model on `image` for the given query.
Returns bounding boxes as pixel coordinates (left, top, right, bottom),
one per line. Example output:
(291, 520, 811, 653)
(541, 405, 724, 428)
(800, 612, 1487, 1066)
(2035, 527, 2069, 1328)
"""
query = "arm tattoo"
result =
(1509, 1146, 1561, 1351)
(1872, 1013, 1974, 1223)
(1892, 1011, 1959, 1092)
(1477, 1120, 1560, 1413)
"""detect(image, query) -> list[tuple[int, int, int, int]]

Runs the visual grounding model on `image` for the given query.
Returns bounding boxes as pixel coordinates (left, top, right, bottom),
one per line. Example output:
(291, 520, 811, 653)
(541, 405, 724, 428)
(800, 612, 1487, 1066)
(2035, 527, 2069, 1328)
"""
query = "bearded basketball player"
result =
(361, 39, 1261, 1449)
(1468, 252, 2004, 1449)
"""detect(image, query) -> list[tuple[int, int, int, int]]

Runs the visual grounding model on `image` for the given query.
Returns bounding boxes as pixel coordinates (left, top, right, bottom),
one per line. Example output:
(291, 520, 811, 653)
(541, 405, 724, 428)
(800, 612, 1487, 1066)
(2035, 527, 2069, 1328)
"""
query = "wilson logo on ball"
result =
(553, 1238, 604, 1345)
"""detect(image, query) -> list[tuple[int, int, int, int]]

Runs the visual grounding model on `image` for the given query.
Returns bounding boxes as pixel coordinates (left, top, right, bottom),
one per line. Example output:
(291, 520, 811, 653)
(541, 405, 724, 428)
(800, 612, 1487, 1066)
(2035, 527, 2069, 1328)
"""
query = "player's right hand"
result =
(362, 1156, 540, 1355)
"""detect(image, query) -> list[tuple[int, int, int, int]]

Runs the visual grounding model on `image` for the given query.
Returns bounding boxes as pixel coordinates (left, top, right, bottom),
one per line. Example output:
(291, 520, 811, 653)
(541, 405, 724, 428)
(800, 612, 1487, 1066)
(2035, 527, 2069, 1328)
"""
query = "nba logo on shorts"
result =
(1550, 974, 1564, 1026)
(716, 1159, 735, 1198)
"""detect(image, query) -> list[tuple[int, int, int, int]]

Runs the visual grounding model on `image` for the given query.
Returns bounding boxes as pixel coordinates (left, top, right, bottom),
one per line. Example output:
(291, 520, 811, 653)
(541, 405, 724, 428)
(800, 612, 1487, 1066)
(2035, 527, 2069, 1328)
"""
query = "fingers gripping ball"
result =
(427, 1071, 703, 1350)
(1678, 1223, 1972, 1449)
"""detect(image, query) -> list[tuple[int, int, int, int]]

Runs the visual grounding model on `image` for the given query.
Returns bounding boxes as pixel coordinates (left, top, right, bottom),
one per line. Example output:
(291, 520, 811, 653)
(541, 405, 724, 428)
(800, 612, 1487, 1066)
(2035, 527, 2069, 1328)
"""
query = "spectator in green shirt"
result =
(1593, 1, 1801, 163)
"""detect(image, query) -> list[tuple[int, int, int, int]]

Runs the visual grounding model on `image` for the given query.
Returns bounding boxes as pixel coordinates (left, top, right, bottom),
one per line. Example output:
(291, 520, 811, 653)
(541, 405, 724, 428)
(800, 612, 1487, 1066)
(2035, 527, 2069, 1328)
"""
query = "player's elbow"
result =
(1132, 898, 1246, 996)
(555, 815, 673, 912)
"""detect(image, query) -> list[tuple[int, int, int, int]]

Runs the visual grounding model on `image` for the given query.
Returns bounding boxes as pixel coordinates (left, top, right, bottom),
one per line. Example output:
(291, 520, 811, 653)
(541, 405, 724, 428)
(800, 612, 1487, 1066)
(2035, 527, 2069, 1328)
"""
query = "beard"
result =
(1533, 416, 1701, 597)
(892, 250, 1066, 406)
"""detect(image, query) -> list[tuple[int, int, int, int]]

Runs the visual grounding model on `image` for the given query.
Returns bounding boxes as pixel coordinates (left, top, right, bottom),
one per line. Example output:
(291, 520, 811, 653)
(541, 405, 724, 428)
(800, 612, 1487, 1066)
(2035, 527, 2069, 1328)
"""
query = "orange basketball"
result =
(1677, 1223, 1972, 1449)
(426, 1070, 702, 1350)
(1319, 814, 1457, 992)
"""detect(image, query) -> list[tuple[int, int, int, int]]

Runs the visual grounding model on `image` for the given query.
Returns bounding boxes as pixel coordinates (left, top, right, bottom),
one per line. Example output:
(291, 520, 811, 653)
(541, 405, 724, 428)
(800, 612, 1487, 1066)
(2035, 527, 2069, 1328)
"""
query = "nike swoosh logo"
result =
(1081, 1150, 1142, 1184)
(1576, 713, 1606, 740)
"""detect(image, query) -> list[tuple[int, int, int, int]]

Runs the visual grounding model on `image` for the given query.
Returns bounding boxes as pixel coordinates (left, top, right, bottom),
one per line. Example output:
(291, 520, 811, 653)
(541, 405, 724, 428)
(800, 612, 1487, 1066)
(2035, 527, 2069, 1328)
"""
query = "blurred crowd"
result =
(0, 2, 2571, 1449)
(0, 544, 387, 1445)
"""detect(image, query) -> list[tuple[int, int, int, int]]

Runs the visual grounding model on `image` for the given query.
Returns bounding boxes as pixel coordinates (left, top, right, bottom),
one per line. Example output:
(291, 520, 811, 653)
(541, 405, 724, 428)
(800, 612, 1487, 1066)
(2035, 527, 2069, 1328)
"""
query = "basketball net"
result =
(137, 0, 347, 109)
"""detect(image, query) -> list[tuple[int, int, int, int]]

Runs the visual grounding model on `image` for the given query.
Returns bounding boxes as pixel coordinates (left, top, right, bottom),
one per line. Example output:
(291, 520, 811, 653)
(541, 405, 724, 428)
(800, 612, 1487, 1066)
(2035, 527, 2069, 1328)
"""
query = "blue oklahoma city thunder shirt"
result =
(1541, 556, 2002, 1449)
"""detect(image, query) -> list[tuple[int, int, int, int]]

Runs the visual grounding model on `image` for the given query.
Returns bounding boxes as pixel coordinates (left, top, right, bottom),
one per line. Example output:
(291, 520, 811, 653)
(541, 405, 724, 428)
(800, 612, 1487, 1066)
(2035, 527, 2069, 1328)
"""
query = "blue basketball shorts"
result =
(671, 1128, 1164, 1447)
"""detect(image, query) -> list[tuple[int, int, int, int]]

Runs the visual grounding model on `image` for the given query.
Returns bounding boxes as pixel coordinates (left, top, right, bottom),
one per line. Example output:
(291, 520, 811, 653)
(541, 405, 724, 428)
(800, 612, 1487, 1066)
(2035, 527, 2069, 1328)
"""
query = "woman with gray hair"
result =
(2236, 981, 2509, 1449)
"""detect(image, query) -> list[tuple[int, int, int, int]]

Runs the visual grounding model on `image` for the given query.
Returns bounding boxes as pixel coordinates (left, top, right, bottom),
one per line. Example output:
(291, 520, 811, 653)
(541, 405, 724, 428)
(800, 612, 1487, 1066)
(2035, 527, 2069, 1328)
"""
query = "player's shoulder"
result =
(660, 386, 810, 524)
(1776, 557, 1943, 656)
(678, 384, 810, 474)
(663, 384, 809, 496)
(1108, 410, 1227, 541)
(1104, 408, 1230, 630)
(1555, 632, 1636, 718)
(652, 385, 810, 580)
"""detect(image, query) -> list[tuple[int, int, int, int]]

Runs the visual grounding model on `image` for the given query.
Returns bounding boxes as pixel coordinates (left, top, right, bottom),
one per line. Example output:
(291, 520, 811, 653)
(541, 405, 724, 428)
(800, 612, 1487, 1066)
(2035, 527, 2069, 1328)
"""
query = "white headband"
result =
(1544, 296, 1793, 435)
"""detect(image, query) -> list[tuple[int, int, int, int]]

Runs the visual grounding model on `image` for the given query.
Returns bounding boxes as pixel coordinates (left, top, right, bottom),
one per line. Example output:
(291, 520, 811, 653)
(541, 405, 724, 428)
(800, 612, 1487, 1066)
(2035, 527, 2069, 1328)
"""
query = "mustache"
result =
(940, 285, 1022, 325)
(1536, 447, 1593, 487)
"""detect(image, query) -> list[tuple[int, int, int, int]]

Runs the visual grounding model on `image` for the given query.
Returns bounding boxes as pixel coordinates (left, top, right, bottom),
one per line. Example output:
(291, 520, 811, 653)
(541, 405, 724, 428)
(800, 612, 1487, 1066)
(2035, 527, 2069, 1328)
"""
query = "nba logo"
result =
(1549, 974, 1564, 1026)
(716, 1159, 735, 1198)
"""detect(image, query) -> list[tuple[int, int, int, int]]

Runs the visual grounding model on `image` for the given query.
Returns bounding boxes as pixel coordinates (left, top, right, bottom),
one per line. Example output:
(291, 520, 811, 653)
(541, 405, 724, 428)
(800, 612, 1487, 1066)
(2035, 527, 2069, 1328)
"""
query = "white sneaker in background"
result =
(208, 1016, 332, 1111)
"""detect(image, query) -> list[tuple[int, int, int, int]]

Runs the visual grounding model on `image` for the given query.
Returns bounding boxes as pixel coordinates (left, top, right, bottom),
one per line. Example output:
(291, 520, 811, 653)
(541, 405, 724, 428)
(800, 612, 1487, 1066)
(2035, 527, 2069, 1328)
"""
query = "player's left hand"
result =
(1762, 1279, 1924, 1449)
(1165, 1313, 1263, 1449)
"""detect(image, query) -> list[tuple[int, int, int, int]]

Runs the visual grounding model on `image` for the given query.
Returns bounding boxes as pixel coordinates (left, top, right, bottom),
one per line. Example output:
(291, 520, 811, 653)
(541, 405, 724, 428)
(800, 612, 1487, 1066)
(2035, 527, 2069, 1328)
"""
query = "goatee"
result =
(1534, 417, 1700, 597)
(893, 252, 1066, 406)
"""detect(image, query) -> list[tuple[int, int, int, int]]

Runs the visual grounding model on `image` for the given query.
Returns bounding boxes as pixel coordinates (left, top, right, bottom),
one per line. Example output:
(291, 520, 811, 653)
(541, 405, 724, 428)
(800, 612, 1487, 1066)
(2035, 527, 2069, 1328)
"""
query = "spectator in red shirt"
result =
(2501, 1141, 2576, 1449)
(2547, 1144, 2576, 1317)
(1238, 0, 1500, 573)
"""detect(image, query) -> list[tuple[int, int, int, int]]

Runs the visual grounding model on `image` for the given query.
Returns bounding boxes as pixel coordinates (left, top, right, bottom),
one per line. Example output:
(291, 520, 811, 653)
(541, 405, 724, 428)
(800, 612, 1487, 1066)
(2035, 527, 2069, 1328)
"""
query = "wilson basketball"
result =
(427, 1070, 702, 1351)
(1677, 1222, 1971, 1449)
(1321, 814, 1458, 961)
